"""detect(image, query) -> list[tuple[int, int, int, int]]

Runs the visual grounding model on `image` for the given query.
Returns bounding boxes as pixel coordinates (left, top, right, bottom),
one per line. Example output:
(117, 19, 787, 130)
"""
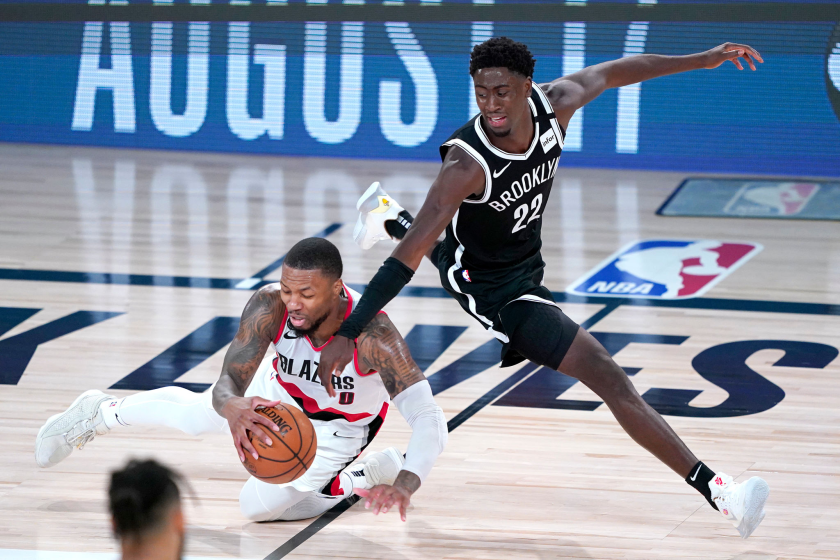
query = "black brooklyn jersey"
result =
(439, 84, 564, 271)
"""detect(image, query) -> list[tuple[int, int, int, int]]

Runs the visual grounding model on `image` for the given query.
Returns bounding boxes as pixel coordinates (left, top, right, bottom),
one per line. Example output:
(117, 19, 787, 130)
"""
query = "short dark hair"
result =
(109, 459, 183, 539)
(470, 37, 535, 78)
(284, 237, 343, 280)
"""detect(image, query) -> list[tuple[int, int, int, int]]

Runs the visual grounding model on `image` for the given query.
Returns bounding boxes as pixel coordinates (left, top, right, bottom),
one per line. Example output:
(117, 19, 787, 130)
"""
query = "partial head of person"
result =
(109, 459, 185, 560)
(280, 237, 344, 337)
(470, 37, 536, 138)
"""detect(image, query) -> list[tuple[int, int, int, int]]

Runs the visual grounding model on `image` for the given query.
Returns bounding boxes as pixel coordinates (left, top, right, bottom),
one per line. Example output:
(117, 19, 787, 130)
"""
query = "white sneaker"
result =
(709, 472, 770, 539)
(352, 182, 406, 250)
(352, 447, 405, 489)
(35, 390, 114, 468)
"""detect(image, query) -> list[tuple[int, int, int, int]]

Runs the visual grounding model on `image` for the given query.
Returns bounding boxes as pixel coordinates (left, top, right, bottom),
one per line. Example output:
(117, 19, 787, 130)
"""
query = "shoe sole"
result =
(35, 389, 105, 468)
(737, 477, 770, 539)
(356, 182, 382, 211)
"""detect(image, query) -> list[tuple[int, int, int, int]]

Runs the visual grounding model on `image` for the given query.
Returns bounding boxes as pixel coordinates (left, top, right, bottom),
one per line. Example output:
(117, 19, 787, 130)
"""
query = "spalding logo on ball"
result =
(242, 403, 317, 484)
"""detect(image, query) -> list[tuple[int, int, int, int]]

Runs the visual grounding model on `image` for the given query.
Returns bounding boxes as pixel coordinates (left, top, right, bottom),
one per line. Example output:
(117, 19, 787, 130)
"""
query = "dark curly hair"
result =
(284, 237, 343, 280)
(470, 37, 535, 78)
(109, 459, 183, 539)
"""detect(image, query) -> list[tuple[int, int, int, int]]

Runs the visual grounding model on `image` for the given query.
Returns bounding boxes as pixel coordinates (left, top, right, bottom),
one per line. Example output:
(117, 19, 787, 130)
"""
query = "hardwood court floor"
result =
(0, 143, 838, 560)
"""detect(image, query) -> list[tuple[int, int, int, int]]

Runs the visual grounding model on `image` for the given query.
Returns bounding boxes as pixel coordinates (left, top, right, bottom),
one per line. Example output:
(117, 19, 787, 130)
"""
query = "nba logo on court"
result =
(567, 240, 763, 299)
(724, 182, 820, 217)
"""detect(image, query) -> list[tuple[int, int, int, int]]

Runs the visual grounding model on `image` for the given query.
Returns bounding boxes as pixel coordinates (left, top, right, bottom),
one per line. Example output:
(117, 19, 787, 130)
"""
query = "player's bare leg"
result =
(557, 326, 769, 538)
(558, 327, 697, 476)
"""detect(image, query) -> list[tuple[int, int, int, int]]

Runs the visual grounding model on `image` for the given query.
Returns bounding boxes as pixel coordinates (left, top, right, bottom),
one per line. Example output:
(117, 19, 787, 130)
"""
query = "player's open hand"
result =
(702, 43, 763, 71)
(355, 484, 413, 522)
(317, 335, 355, 398)
(221, 396, 282, 462)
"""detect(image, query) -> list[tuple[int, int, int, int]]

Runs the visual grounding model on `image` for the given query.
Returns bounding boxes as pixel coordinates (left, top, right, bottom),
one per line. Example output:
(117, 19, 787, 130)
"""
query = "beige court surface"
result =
(0, 143, 839, 559)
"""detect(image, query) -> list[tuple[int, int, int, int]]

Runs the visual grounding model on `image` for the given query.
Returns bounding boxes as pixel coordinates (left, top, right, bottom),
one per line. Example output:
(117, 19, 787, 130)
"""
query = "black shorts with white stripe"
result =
(432, 244, 579, 368)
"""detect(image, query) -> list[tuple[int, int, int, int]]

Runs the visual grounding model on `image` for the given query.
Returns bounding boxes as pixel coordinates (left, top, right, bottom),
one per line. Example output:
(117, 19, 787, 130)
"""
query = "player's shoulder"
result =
(254, 281, 284, 301)
(244, 282, 285, 317)
(355, 313, 398, 375)
(535, 79, 579, 114)
(358, 311, 397, 340)
(439, 116, 481, 158)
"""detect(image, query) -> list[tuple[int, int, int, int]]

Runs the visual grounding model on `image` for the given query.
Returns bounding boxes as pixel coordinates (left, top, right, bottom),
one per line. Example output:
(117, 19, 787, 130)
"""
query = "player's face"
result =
(473, 68, 533, 137)
(279, 265, 343, 335)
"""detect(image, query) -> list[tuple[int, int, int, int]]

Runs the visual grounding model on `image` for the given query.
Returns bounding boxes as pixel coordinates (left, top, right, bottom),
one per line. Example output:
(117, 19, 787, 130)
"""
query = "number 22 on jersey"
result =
(512, 193, 543, 233)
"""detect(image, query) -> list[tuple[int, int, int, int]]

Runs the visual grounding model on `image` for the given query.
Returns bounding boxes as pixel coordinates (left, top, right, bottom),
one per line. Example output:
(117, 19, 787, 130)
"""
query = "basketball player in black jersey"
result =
(323, 37, 769, 538)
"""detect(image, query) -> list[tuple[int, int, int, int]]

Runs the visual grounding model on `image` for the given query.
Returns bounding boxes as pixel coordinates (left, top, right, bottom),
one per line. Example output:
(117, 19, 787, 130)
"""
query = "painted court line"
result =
(0, 223, 343, 293)
(0, 265, 836, 317)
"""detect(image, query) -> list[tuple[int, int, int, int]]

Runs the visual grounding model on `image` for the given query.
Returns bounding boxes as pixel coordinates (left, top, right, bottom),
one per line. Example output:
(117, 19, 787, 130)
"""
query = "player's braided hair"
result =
(470, 37, 535, 78)
(109, 459, 183, 539)
(285, 237, 343, 280)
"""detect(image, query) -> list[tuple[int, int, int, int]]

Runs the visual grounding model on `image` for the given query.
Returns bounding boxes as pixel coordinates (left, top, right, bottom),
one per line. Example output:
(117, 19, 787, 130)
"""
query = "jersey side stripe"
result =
(445, 210, 510, 342)
(533, 85, 566, 149)
(442, 138, 492, 204)
(508, 293, 562, 309)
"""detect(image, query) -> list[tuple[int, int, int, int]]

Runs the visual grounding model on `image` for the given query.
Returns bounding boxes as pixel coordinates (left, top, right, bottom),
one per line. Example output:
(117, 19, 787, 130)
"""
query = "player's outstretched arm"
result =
(543, 43, 763, 130)
(213, 285, 285, 462)
(391, 145, 486, 270)
(355, 313, 448, 522)
(317, 146, 484, 396)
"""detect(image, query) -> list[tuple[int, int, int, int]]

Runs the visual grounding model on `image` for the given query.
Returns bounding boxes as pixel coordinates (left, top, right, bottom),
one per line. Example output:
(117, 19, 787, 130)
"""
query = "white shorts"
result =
(218, 357, 377, 494)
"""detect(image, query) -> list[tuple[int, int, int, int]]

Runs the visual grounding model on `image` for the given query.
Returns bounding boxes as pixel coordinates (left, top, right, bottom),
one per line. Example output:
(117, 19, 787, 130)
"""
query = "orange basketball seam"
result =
(286, 403, 316, 469)
(276, 404, 309, 471)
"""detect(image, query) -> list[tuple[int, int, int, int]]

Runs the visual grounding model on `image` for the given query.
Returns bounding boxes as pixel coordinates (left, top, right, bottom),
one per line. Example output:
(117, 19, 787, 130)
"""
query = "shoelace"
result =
(64, 419, 97, 450)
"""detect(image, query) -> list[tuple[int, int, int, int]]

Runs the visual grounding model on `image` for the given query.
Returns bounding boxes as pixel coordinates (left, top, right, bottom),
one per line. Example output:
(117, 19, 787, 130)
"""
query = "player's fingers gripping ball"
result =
(242, 404, 317, 483)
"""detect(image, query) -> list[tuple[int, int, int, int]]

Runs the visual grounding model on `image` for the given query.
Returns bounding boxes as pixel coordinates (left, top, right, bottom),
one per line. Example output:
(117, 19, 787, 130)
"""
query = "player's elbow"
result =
(424, 404, 448, 454)
(435, 406, 448, 453)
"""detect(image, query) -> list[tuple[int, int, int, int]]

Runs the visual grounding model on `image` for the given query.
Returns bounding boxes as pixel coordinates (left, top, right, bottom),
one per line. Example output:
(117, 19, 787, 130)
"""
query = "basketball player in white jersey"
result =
(35, 238, 447, 523)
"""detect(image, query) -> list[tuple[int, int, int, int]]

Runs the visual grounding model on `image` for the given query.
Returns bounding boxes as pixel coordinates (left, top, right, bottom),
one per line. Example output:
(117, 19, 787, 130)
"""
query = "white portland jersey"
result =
(269, 284, 389, 430)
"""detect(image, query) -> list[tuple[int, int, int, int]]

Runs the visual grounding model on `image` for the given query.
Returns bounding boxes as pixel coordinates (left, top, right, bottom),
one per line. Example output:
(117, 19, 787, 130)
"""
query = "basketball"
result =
(241, 404, 317, 484)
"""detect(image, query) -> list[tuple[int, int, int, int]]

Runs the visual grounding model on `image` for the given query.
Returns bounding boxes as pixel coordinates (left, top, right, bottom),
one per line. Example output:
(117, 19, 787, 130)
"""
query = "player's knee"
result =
(239, 478, 280, 522)
(584, 349, 637, 400)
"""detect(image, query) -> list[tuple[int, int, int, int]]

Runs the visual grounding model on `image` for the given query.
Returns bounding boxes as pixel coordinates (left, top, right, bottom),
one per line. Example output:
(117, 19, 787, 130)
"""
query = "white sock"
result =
(98, 387, 228, 436)
(99, 397, 128, 430)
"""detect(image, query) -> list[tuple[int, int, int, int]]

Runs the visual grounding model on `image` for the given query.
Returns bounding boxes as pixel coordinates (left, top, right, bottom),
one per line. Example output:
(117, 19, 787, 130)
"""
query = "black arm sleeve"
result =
(336, 257, 415, 340)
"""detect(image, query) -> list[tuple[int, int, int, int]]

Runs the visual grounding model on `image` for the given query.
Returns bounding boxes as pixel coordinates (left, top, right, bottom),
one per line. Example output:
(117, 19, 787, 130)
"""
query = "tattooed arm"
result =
(213, 285, 286, 463)
(357, 313, 426, 399)
(356, 313, 448, 521)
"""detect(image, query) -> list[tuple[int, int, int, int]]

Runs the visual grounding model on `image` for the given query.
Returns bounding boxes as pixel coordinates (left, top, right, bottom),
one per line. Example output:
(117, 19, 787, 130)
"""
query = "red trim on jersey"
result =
(354, 348, 377, 377)
(343, 283, 354, 319)
(328, 475, 344, 497)
(276, 378, 373, 423)
(303, 283, 355, 351)
(370, 402, 389, 436)
(274, 308, 289, 345)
